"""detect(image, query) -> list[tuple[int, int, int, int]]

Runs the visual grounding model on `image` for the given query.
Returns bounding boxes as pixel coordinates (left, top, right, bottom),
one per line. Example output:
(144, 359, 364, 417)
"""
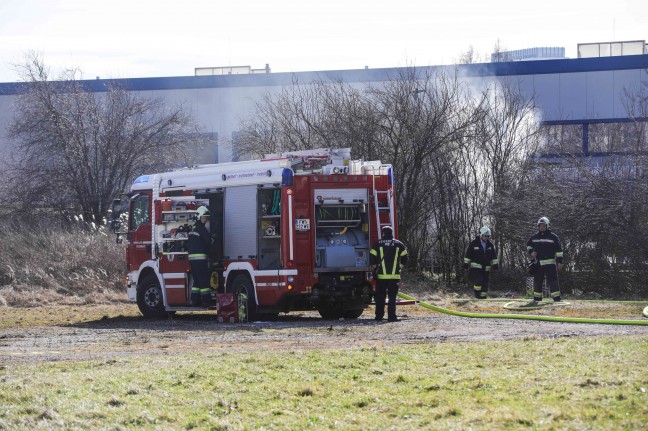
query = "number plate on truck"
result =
(295, 218, 311, 231)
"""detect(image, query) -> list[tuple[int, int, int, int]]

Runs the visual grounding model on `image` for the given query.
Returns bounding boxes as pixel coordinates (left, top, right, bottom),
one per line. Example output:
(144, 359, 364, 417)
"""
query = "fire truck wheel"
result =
(342, 309, 364, 319)
(317, 305, 343, 320)
(136, 275, 167, 318)
(231, 274, 257, 321)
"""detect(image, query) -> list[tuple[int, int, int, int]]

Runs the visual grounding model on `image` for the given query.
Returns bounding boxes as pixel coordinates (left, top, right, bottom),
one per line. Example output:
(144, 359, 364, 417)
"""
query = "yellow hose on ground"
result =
(398, 292, 648, 326)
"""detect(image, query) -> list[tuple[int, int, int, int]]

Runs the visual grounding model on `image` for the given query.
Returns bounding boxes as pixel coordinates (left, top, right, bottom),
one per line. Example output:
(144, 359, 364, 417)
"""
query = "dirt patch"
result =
(1, 297, 647, 364)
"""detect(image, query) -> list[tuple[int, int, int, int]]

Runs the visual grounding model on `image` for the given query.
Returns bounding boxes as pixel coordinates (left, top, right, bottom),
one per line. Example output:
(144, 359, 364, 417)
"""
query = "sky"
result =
(0, 0, 647, 83)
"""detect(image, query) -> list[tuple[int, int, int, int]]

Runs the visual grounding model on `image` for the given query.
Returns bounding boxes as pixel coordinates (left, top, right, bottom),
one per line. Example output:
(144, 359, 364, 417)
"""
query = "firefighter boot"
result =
(549, 279, 561, 302)
(190, 287, 202, 307)
(200, 288, 212, 308)
(473, 285, 483, 299)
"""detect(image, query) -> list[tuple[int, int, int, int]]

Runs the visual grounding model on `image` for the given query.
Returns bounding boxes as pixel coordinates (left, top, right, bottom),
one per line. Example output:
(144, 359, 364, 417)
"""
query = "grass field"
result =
(1, 222, 647, 429)
(1, 335, 647, 430)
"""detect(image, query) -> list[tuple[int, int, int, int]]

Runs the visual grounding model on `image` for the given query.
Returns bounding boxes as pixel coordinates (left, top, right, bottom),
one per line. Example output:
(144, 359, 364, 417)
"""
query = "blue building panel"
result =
(613, 69, 644, 117)
(558, 72, 587, 120)
(514, 75, 536, 105)
(585, 71, 615, 119)
(533, 74, 560, 121)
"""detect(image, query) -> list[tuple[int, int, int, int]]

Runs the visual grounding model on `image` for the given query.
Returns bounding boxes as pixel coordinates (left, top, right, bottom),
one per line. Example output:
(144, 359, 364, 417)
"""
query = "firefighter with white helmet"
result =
(188, 205, 212, 307)
(463, 226, 498, 299)
(526, 216, 564, 305)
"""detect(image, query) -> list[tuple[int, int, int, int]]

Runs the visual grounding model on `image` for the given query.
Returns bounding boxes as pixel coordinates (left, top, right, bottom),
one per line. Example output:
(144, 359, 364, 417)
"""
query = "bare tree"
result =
(4, 52, 204, 224)
(496, 73, 648, 298)
(367, 68, 488, 275)
(235, 78, 381, 160)
(456, 45, 485, 65)
(236, 60, 648, 297)
(472, 79, 542, 276)
(490, 39, 511, 63)
(237, 67, 489, 273)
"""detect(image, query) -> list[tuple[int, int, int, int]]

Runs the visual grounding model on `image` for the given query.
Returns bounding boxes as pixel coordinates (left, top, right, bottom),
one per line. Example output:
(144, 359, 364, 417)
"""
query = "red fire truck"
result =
(112, 148, 397, 320)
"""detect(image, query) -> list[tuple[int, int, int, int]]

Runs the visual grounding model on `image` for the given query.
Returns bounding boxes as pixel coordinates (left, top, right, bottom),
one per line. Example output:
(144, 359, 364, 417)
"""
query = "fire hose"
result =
(397, 292, 648, 326)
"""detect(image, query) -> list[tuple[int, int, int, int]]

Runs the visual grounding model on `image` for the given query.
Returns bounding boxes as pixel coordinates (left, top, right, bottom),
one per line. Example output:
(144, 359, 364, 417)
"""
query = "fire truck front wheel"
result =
(137, 275, 167, 318)
(230, 274, 257, 322)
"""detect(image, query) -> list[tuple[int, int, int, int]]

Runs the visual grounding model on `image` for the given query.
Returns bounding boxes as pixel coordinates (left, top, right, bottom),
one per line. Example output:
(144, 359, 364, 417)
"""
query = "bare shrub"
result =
(0, 216, 126, 306)
(3, 52, 206, 225)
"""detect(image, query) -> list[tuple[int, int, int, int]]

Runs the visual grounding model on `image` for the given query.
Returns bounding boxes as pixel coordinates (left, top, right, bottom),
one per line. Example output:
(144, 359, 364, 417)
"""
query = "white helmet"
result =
(196, 206, 210, 218)
(537, 216, 550, 227)
(479, 226, 491, 236)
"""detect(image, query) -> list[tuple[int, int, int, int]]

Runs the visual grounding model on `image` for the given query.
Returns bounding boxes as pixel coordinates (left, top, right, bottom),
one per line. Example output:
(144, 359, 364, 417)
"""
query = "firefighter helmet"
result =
(196, 206, 210, 218)
(537, 216, 550, 227)
(381, 225, 393, 238)
(479, 226, 491, 236)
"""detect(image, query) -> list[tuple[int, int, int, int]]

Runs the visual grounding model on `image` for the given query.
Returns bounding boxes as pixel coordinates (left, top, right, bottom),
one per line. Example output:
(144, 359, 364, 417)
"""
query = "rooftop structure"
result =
(195, 64, 271, 76)
(491, 47, 566, 62)
(578, 40, 646, 58)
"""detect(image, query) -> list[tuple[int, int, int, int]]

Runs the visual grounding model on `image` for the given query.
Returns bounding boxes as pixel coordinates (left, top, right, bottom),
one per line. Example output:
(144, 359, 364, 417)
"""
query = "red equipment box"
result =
(217, 293, 239, 323)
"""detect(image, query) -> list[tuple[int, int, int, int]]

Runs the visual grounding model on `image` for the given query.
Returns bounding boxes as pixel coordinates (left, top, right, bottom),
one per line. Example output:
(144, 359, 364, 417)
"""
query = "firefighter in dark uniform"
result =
(463, 226, 499, 299)
(188, 206, 212, 308)
(370, 225, 408, 322)
(527, 216, 564, 304)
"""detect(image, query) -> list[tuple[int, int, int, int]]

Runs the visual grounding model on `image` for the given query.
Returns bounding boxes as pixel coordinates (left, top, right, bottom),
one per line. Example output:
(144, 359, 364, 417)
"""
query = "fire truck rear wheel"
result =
(317, 305, 343, 320)
(342, 309, 364, 319)
(231, 274, 257, 322)
(136, 275, 167, 318)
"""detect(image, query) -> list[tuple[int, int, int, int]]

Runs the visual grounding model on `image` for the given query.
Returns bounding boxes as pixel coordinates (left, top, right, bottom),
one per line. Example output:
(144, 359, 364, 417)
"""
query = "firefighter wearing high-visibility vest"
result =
(463, 226, 499, 299)
(526, 216, 564, 304)
(370, 225, 408, 322)
(188, 206, 212, 308)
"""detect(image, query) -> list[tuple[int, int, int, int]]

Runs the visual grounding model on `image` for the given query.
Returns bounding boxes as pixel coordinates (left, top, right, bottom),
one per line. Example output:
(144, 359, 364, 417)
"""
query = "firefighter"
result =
(370, 225, 408, 322)
(463, 226, 499, 299)
(526, 216, 564, 305)
(188, 205, 212, 308)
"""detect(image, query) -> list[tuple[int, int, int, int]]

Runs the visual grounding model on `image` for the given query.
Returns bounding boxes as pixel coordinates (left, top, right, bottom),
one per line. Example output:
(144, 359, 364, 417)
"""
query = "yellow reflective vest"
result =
(370, 238, 408, 280)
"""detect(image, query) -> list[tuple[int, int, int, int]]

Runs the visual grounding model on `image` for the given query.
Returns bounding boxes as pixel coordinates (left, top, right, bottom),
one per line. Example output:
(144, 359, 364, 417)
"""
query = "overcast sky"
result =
(0, 0, 646, 83)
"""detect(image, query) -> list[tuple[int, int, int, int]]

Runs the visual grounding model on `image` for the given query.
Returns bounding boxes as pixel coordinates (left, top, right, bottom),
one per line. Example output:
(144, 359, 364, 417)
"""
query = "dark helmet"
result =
(381, 225, 393, 237)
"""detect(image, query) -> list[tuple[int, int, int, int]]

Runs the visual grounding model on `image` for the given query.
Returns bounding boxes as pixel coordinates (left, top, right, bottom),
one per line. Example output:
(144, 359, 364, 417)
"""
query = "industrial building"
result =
(0, 40, 646, 163)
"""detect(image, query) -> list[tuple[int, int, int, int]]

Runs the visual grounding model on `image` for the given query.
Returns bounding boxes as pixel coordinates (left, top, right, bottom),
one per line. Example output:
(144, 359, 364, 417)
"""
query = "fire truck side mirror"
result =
(110, 199, 127, 242)
(111, 199, 123, 221)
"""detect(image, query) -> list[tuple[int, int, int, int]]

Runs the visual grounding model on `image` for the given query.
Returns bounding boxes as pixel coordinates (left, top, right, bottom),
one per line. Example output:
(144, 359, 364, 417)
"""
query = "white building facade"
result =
(1, 53, 647, 162)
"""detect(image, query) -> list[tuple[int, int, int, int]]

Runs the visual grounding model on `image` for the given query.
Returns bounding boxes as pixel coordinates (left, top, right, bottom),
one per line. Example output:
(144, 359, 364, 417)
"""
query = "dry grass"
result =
(0, 217, 642, 310)
(0, 218, 127, 307)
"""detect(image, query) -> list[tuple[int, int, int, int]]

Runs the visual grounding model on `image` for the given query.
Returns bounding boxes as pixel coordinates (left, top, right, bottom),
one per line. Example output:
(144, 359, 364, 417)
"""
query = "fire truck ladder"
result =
(373, 189, 395, 239)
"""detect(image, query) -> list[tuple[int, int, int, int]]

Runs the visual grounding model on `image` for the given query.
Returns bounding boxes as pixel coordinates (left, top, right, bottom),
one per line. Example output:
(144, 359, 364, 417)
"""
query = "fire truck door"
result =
(126, 192, 152, 271)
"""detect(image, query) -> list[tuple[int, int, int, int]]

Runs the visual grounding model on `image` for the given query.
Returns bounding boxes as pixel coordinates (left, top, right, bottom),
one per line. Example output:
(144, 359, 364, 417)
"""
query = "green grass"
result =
(1, 337, 647, 430)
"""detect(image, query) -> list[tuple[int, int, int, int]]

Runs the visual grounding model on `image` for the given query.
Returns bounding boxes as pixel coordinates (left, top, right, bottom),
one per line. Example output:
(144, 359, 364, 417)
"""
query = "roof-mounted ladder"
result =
(373, 189, 395, 239)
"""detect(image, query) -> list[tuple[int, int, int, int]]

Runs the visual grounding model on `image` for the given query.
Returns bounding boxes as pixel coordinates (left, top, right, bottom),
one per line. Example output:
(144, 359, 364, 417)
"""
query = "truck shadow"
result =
(65, 312, 377, 332)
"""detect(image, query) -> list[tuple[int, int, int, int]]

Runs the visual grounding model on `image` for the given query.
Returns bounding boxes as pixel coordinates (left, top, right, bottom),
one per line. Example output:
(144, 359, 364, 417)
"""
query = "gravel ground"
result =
(1, 299, 647, 364)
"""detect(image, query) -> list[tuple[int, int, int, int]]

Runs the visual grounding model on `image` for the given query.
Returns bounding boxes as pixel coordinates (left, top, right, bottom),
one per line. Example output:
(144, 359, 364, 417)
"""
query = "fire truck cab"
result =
(112, 148, 397, 320)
